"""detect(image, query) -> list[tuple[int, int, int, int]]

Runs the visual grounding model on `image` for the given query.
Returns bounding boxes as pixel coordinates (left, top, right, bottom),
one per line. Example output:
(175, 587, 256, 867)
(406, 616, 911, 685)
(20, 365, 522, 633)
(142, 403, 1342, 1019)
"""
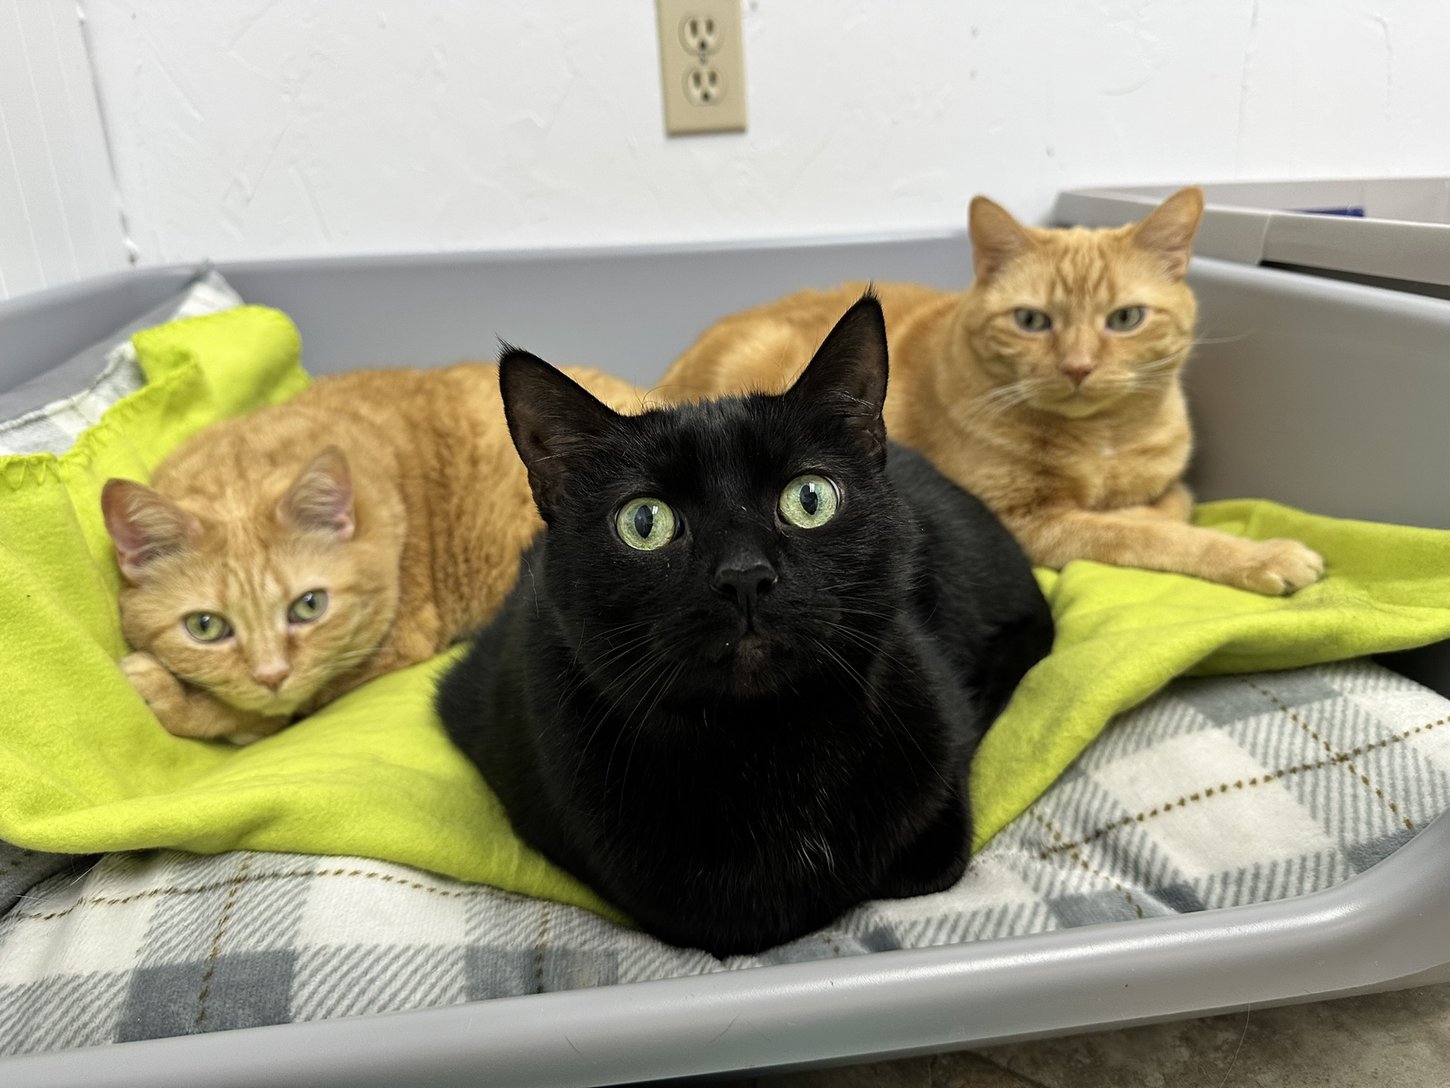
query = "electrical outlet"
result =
(655, 0, 747, 136)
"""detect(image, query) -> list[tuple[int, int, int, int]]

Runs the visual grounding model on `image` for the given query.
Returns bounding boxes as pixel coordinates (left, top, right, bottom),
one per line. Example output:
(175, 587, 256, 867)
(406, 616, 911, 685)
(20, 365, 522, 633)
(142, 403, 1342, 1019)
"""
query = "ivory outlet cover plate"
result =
(655, 0, 747, 136)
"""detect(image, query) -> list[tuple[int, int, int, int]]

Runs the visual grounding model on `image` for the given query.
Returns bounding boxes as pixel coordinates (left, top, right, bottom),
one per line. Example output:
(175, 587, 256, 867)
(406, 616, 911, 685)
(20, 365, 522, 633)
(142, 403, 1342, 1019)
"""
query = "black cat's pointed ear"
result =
(788, 293, 889, 464)
(1131, 186, 1204, 280)
(499, 346, 621, 520)
(969, 195, 1033, 281)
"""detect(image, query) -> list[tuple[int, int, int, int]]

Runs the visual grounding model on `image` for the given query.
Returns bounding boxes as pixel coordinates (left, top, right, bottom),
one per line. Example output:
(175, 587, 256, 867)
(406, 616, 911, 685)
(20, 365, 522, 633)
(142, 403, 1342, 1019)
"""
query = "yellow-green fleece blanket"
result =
(2, 306, 1448, 921)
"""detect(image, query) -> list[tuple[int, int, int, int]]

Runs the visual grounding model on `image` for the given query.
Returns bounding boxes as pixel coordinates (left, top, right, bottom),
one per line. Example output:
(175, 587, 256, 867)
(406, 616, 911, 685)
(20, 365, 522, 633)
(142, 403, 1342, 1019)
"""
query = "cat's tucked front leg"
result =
(1014, 508, 1325, 596)
(875, 797, 970, 901)
(119, 652, 288, 744)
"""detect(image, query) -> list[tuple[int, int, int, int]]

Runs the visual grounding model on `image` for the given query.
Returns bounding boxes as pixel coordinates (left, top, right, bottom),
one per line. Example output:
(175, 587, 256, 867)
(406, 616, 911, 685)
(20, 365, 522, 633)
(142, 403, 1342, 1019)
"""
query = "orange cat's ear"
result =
(788, 292, 888, 464)
(969, 196, 1032, 281)
(499, 347, 621, 521)
(279, 447, 355, 540)
(1130, 187, 1204, 280)
(101, 479, 201, 584)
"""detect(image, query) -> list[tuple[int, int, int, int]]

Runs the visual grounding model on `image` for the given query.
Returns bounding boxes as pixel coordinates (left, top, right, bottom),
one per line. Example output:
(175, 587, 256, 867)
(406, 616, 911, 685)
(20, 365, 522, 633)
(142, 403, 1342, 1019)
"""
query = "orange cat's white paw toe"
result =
(119, 652, 190, 733)
(1238, 538, 1326, 596)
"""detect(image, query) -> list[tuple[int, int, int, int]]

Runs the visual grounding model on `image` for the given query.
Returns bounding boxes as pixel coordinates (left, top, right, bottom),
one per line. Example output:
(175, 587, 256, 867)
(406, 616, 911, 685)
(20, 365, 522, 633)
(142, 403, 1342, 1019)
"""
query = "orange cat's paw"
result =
(119, 652, 190, 734)
(1236, 538, 1326, 596)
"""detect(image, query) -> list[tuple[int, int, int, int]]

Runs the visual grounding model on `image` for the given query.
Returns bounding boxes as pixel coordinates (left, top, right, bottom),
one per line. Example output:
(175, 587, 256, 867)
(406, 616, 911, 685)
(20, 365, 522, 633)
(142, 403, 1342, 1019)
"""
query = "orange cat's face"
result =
(959, 188, 1203, 420)
(103, 448, 400, 718)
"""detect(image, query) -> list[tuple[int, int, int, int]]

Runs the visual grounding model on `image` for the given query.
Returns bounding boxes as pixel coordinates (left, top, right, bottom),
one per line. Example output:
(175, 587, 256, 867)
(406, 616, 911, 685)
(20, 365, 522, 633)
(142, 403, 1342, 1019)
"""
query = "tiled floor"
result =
(740, 983, 1450, 1087)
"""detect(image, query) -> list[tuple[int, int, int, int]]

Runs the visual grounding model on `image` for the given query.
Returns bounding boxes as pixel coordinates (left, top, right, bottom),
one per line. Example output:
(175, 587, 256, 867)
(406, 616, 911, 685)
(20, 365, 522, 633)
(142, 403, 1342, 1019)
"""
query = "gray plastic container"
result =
(2, 238, 1448, 1086)
(1056, 178, 1450, 298)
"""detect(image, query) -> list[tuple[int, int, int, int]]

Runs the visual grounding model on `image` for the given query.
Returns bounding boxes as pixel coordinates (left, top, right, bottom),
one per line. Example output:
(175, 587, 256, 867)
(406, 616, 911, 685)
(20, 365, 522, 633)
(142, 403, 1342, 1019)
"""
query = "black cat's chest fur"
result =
(436, 298, 1053, 957)
(443, 519, 986, 951)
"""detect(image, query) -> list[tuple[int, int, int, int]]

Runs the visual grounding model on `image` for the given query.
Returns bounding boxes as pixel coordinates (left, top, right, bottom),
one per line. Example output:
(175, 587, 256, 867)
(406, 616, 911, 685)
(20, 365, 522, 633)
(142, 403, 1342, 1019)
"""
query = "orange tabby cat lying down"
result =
(102, 363, 642, 743)
(659, 187, 1324, 596)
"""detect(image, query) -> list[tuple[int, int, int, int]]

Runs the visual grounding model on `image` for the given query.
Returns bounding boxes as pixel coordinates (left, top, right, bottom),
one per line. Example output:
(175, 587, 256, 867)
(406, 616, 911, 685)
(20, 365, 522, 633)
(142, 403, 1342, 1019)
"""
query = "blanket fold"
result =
(970, 503, 1450, 846)
(2, 308, 1447, 918)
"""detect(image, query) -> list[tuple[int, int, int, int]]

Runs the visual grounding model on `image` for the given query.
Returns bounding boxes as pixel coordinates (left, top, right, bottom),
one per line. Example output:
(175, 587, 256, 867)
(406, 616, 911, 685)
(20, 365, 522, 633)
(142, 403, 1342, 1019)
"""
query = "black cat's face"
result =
(545, 393, 907, 703)
(501, 295, 909, 707)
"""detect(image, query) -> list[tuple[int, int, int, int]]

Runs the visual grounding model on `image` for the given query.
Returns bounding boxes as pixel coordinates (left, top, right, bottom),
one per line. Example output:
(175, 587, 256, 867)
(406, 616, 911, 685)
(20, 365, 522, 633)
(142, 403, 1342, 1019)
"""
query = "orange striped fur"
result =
(659, 188, 1323, 596)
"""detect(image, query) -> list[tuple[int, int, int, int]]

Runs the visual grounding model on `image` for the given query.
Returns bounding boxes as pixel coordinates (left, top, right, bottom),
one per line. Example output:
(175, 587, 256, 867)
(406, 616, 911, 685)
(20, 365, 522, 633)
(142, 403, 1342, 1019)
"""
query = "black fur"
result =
(437, 296, 1053, 957)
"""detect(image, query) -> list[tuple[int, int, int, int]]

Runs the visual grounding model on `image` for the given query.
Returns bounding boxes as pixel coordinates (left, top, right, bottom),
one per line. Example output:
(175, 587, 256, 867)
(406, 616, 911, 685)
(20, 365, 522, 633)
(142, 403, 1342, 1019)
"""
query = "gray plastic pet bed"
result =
(1, 233, 1447, 1086)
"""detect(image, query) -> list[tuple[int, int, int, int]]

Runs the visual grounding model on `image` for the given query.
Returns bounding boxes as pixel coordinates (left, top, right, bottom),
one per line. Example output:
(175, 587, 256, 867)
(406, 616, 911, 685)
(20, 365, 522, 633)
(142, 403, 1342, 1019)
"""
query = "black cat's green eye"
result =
(287, 589, 329, 624)
(1106, 305, 1147, 332)
(616, 498, 677, 551)
(1013, 308, 1052, 333)
(183, 612, 232, 643)
(779, 475, 839, 529)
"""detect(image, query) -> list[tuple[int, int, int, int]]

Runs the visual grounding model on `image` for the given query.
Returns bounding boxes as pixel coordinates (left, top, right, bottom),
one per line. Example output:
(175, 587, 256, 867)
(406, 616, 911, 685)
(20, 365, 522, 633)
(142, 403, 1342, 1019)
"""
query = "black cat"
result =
(436, 295, 1053, 957)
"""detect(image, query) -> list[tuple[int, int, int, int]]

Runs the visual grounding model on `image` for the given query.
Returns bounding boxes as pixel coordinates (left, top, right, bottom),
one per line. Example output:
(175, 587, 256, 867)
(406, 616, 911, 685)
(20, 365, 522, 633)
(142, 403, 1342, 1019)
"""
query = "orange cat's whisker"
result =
(1137, 349, 1189, 372)
(1190, 331, 1254, 348)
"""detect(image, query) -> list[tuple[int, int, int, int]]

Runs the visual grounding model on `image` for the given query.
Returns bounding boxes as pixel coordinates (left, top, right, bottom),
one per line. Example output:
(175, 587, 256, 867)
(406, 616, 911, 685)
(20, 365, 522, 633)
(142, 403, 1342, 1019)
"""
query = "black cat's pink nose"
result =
(712, 562, 778, 612)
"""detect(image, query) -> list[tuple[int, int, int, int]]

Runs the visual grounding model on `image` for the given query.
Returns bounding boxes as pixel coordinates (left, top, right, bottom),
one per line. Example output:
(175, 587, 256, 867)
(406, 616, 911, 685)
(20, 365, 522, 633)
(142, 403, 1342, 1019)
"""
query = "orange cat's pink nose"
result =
(253, 663, 291, 691)
(1060, 356, 1095, 385)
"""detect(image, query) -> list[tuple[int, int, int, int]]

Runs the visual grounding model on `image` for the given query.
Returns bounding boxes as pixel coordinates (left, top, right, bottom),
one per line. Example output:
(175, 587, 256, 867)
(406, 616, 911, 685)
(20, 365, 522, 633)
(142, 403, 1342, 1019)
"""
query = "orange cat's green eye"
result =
(287, 589, 329, 624)
(1106, 305, 1147, 332)
(1013, 308, 1052, 333)
(183, 612, 232, 643)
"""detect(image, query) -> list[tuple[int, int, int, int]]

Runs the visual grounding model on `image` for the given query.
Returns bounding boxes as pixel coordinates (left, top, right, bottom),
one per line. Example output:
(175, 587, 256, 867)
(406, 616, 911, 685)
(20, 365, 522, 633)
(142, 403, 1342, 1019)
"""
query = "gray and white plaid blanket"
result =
(4, 658, 1447, 1057)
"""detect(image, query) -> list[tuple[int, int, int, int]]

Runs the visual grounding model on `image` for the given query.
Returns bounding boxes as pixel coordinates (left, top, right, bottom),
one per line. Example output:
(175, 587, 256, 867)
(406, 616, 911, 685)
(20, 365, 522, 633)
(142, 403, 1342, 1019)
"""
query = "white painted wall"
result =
(63, 1, 1450, 267)
(0, 0, 127, 300)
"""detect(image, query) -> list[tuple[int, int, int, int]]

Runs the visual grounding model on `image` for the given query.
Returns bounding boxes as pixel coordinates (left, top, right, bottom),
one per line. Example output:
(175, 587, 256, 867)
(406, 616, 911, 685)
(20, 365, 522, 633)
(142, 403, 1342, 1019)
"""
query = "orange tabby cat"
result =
(659, 188, 1324, 596)
(102, 362, 642, 743)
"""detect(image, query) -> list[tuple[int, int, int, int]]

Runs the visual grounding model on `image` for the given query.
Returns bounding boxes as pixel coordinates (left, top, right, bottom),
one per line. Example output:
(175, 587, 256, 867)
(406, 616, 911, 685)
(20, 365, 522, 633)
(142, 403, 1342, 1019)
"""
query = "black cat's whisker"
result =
(600, 635, 675, 694)
(808, 635, 950, 793)
(812, 616, 888, 656)
(614, 658, 687, 825)
(600, 650, 680, 816)
(597, 632, 676, 714)
(578, 629, 658, 671)
(582, 618, 656, 645)
(813, 630, 958, 793)
(569, 702, 618, 797)
(565, 649, 661, 795)
(568, 619, 588, 673)
(810, 600, 916, 666)
(830, 601, 938, 623)
(556, 638, 651, 716)
(559, 625, 670, 791)
(810, 637, 872, 688)
(618, 649, 682, 729)
(562, 622, 658, 684)
(565, 638, 663, 732)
